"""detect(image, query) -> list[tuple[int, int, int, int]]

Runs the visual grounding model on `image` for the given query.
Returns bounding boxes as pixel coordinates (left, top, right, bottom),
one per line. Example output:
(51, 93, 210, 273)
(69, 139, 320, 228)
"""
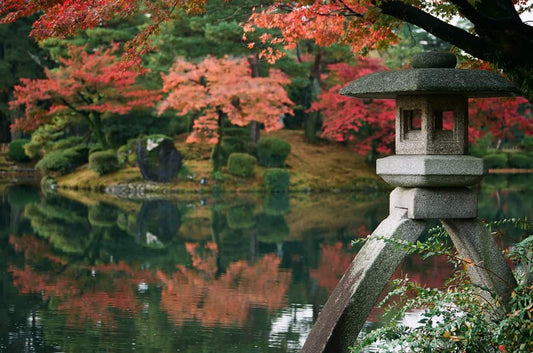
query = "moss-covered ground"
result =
(23, 129, 388, 194)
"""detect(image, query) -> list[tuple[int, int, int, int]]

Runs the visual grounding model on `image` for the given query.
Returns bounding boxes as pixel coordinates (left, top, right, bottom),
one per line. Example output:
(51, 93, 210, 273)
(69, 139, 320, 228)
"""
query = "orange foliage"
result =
(158, 243, 291, 327)
(159, 56, 294, 144)
(244, 1, 399, 62)
(10, 44, 160, 132)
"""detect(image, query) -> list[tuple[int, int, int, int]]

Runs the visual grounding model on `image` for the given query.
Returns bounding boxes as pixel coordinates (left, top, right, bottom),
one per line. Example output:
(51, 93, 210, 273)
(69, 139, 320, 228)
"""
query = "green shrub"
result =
(508, 152, 533, 169)
(257, 137, 291, 167)
(117, 139, 138, 167)
(483, 153, 508, 169)
(51, 136, 84, 151)
(227, 153, 256, 178)
(8, 139, 30, 162)
(89, 150, 119, 175)
(35, 148, 85, 175)
(263, 168, 290, 193)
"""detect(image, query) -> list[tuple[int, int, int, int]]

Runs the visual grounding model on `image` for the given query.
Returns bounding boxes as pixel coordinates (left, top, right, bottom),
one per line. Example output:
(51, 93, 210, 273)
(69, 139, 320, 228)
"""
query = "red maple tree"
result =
(313, 59, 532, 155)
(310, 59, 396, 155)
(158, 56, 293, 144)
(10, 44, 160, 148)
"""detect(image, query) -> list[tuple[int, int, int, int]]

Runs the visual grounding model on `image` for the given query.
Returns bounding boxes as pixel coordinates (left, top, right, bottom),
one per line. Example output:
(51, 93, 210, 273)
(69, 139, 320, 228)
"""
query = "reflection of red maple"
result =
(9, 235, 291, 330)
(158, 243, 291, 327)
(9, 234, 156, 329)
(9, 234, 65, 264)
(310, 243, 355, 289)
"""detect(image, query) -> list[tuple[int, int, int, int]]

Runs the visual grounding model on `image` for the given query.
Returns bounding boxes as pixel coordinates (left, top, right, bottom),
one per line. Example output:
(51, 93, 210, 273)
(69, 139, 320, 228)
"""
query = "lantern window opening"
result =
(434, 110, 454, 131)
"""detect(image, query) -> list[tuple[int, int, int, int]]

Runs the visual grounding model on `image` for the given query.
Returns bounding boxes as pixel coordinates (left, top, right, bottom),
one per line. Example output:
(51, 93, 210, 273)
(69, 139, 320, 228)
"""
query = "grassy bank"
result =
(56, 129, 387, 194)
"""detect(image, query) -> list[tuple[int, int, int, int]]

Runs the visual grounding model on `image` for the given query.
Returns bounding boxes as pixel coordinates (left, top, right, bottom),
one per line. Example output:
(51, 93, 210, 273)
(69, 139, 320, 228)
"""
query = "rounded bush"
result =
(227, 153, 256, 178)
(35, 149, 83, 175)
(8, 139, 30, 162)
(263, 168, 290, 193)
(508, 152, 533, 169)
(89, 150, 119, 175)
(257, 137, 291, 167)
(483, 153, 508, 169)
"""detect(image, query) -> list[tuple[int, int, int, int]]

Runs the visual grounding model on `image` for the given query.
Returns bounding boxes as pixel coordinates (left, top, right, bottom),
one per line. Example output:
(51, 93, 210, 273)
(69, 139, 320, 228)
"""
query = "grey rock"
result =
(136, 136, 182, 183)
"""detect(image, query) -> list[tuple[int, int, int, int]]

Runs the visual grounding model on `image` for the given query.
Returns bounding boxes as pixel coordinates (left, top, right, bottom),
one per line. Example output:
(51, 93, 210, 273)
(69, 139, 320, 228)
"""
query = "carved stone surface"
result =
(136, 136, 182, 183)
(390, 187, 478, 219)
(377, 155, 485, 187)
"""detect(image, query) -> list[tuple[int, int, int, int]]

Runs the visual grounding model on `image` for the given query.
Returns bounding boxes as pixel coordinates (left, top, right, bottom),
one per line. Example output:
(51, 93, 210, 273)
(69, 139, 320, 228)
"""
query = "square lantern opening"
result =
(402, 109, 422, 140)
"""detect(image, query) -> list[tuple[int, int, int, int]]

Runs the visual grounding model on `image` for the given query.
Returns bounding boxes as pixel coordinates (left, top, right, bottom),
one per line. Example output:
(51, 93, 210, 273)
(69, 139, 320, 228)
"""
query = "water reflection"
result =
(1, 174, 532, 352)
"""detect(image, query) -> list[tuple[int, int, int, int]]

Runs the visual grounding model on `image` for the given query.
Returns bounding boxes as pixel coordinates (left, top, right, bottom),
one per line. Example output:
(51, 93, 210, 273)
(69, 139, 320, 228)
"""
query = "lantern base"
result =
(376, 155, 485, 187)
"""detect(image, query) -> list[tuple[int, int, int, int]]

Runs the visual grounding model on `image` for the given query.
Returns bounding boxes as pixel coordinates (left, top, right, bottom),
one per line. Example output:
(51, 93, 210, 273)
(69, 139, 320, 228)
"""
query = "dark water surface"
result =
(1, 174, 532, 353)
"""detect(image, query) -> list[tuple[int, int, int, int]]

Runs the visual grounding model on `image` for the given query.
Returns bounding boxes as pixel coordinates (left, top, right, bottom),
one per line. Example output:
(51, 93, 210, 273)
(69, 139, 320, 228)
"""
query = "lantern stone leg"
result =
(441, 218, 516, 312)
(301, 208, 425, 353)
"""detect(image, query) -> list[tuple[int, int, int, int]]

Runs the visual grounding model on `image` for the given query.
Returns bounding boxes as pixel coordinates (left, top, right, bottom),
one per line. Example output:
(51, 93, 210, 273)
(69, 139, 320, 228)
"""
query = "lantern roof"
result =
(340, 52, 520, 99)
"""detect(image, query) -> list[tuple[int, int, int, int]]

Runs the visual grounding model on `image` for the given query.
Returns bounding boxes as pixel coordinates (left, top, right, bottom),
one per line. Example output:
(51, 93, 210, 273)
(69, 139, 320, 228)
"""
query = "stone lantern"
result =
(302, 52, 520, 353)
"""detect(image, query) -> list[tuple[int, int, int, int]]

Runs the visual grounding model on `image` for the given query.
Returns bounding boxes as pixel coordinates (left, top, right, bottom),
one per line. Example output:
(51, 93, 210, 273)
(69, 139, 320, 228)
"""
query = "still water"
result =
(1, 174, 532, 353)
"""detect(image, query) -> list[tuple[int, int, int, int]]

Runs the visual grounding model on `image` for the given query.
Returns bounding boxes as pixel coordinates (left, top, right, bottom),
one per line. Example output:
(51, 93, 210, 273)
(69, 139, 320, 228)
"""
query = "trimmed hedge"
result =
(263, 168, 290, 193)
(508, 152, 533, 169)
(35, 148, 86, 175)
(227, 153, 256, 178)
(89, 150, 119, 175)
(8, 139, 30, 162)
(483, 153, 508, 169)
(257, 137, 291, 167)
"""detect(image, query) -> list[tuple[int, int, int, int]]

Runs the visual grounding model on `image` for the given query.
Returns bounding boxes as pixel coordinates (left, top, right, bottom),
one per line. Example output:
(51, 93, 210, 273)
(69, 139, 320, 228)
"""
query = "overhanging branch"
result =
(377, 0, 494, 61)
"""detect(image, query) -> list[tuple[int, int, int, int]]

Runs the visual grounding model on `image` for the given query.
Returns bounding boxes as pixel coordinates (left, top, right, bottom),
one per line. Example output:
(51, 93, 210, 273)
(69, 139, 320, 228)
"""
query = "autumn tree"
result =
(9, 44, 160, 149)
(315, 58, 532, 156)
(310, 58, 395, 158)
(245, 1, 533, 102)
(3, 1, 533, 101)
(158, 55, 293, 145)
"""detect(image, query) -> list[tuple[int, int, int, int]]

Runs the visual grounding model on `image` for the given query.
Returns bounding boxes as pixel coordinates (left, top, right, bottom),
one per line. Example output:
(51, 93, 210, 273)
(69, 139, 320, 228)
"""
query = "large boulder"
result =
(136, 135, 182, 182)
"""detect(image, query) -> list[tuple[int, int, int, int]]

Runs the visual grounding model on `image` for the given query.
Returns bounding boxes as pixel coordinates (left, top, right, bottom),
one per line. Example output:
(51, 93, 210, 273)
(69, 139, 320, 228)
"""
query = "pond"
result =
(1, 174, 532, 353)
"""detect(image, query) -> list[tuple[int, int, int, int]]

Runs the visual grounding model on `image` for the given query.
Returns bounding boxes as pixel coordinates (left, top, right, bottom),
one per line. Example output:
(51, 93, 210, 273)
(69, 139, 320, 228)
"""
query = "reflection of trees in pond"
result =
(23, 195, 92, 254)
(158, 242, 291, 328)
(136, 200, 181, 246)
(9, 234, 157, 328)
(310, 243, 354, 289)
(263, 193, 290, 216)
(88, 203, 118, 228)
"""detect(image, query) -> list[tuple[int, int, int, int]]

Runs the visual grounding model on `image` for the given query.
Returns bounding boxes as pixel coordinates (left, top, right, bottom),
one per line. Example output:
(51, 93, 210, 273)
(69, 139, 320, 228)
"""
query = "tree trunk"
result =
(305, 51, 323, 143)
(88, 112, 108, 150)
(248, 54, 261, 144)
